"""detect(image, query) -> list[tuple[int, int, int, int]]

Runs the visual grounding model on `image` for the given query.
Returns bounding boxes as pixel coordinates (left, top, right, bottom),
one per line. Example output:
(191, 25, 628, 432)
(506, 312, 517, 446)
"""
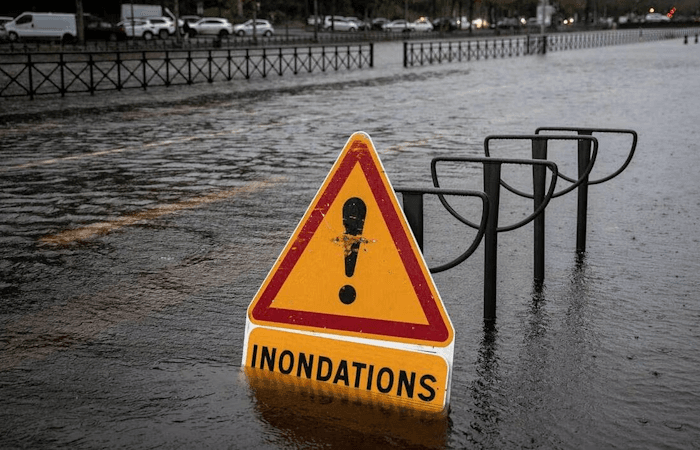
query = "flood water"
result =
(1, 38, 700, 449)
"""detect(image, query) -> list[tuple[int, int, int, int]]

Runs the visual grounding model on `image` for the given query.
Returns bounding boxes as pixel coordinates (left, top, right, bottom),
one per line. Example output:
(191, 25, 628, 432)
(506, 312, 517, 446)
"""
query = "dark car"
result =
(83, 14, 127, 41)
(432, 17, 458, 31)
(371, 17, 389, 30)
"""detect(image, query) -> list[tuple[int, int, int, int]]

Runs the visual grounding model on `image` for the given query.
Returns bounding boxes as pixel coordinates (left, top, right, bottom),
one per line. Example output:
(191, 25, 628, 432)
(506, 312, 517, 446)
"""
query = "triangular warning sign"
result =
(248, 132, 453, 347)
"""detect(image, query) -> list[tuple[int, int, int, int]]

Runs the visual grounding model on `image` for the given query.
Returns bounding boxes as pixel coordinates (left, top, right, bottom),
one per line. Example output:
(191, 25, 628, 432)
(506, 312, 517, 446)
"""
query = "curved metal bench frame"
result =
(430, 156, 559, 320)
(394, 187, 490, 274)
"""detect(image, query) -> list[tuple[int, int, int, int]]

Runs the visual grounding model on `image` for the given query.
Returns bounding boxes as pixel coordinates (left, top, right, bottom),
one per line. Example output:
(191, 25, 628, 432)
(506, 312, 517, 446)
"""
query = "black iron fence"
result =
(404, 36, 539, 66)
(0, 43, 373, 99)
(405, 28, 699, 67)
(546, 28, 696, 51)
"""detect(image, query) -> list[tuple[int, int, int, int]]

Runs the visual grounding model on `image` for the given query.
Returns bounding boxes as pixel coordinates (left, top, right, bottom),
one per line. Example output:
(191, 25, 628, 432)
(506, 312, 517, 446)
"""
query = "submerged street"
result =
(1, 39, 700, 448)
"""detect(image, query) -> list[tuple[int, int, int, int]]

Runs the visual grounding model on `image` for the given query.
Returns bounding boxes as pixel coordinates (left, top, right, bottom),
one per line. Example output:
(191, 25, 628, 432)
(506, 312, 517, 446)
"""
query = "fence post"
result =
(228, 49, 233, 80)
(402, 192, 424, 251)
(141, 51, 147, 90)
(27, 53, 34, 100)
(116, 52, 122, 90)
(293, 47, 298, 74)
(165, 50, 170, 86)
(88, 53, 95, 95)
(186, 50, 192, 84)
(532, 139, 547, 282)
(59, 53, 66, 97)
(369, 42, 374, 68)
(278, 47, 283, 75)
(208, 50, 213, 82)
(526, 35, 530, 55)
(576, 131, 593, 253)
(542, 35, 547, 54)
(403, 41, 408, 67)
(483, 161, 501, 321)
(262, 48, 267, 78)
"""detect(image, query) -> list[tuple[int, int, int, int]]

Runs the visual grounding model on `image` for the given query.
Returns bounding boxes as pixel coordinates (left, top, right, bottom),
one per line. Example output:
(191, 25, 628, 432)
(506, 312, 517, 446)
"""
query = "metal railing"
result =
(404, 36, 539, 67)
(0, 43, 374, 99)
(404, 27, 698, 66)
(397, 127, 637, 321)
(546, 28, 695, 51)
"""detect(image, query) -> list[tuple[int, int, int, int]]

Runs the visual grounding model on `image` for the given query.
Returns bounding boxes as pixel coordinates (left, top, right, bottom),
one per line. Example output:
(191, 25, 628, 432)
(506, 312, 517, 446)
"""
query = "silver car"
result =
(383, 20, 414, 32)
(324, 17, 358, 32)
(117, 19, 156, 40)
(146, 17, 175, 39)
(233, 19, 274, 37)
(189, 17, 234, 37)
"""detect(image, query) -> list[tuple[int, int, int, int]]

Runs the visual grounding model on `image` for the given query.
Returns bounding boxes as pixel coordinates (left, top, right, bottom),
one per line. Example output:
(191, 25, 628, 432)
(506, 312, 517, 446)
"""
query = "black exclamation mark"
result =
(339, 197, 366, 305)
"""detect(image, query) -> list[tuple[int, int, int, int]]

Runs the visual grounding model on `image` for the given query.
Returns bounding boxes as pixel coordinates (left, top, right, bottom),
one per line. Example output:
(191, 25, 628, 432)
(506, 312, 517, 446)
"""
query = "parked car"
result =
(4, 12, 77, 43)
(345, 16, 370, 30)
(496, 17, 519, 28)
(307, 15, 323, 26)
(146, 16, 175, 38)
(413, 17, 433, 31)
(324, 16, 358, 31)
(233, 19, 274, 37)
(188, 17, 233, 37)
(432, 17, 457, 31)
(181, 15, 201, 25)
(0, 16, 13, 41)
(83, 14, 127, 41)
(644, 12, 670, 22)
(117, 18, 156, 40)
(383, 20, 414, 32)
(371, 17, 389, 30)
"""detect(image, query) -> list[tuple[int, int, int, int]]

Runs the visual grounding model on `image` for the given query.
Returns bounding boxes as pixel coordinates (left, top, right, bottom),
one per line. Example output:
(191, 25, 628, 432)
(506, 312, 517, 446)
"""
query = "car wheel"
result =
(8, 31, 19, 42)
(143, 31, 153, 40)
(108, 32, 118, 42)
(349, 27, 357, 32)
(218, 30, 228, 37)
(263, 30, 272, 37)
(237, 30, 245, 37)
(158, 29, 169, 39)
(62, 33, 75, 44)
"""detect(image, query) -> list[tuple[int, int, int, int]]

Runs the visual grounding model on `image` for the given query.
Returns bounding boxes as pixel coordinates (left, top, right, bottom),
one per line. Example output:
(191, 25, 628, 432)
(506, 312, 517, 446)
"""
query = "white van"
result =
(5, 12, 77, 43)
(121, 4, 182, 26)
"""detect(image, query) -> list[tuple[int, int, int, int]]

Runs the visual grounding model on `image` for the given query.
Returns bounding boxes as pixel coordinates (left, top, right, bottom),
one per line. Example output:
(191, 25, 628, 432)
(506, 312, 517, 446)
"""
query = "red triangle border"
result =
(251, 140, 449, 343)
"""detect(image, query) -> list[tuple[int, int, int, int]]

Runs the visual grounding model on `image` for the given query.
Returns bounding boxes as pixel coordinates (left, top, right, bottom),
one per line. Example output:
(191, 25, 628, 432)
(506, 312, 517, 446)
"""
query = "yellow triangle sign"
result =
(246, 132, 453, 347)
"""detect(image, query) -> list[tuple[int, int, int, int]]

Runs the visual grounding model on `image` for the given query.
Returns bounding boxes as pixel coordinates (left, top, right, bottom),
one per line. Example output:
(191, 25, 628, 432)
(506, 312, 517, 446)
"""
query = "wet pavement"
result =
(1, 39, 700, 449)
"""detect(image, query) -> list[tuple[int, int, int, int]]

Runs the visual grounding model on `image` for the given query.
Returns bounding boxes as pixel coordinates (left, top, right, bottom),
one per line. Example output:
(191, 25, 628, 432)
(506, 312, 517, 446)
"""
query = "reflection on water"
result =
(468, 322, 501, 448)
(243, 367, 449, 449)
